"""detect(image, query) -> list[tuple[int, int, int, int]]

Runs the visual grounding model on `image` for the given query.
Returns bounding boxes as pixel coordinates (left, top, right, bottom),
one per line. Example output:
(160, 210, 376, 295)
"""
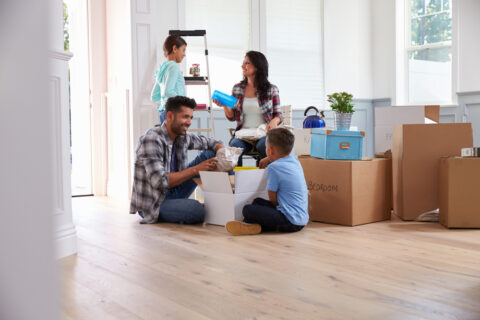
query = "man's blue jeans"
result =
(156, 149, 215, 224)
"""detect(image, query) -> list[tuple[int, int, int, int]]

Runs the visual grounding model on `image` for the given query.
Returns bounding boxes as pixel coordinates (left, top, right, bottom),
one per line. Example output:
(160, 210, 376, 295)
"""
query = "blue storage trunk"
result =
(310, 129, 365, 160)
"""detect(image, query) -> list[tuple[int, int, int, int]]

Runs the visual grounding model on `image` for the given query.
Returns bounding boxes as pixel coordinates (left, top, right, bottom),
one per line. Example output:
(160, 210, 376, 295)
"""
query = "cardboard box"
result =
(424, 105, 440, 123)
(439, 157, 480, 228)
(293, 128, 312, 156)
(199, 169, 268, 226)
(311, 129, 364, 160)
(298, 156, 392, 226)
(375, 105, 440, 152)
(392, 123, 473, 221)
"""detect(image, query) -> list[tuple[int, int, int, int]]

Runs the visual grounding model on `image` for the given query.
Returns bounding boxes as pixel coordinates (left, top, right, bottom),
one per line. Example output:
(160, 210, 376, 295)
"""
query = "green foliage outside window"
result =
(63, 2, 70, 52)
(409, 0, 451, 62)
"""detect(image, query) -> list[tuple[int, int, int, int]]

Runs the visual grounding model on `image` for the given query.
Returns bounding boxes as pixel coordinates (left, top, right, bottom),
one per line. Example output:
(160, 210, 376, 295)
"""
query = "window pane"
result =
(443, 0, 450, 10)
(410, 17, 423, 46)
(266, 0, 323, 108)
(427, 12, 451, 43)
(426, 0, 442, 14)
(184, 0, 250, 103)
(408, 46, 451, 103)
(410, 0, 425, 17)
(410, 11, 451, 45)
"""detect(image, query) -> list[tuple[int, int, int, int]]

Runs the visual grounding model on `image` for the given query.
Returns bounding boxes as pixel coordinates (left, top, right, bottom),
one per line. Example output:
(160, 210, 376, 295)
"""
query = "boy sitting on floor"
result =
(226, 128, 309, 235)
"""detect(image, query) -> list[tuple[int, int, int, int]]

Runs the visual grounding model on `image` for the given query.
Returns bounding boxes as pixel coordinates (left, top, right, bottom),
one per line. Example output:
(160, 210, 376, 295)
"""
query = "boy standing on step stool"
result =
(226, 128, 309, 235)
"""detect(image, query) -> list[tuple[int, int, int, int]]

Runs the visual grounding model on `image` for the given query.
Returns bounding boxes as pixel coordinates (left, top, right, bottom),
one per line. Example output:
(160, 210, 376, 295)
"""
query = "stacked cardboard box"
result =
(299, 156, 392, 226)
(392, 123, 473, 221)
(439, 157, 480, 228)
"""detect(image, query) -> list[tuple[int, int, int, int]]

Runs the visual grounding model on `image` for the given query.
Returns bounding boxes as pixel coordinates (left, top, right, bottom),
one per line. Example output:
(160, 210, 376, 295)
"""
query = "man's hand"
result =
(215, 145, 225, 154)
(195, 158, 218, 173)
(259, 157, 272, 169)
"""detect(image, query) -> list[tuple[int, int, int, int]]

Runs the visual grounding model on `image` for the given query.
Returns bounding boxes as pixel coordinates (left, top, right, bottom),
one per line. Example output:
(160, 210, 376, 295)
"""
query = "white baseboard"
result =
(55, 223, 77, 259)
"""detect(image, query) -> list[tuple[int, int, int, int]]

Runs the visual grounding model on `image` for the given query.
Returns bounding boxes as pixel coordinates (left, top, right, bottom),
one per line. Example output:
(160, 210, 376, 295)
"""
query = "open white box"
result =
(199, 169, 268, 226)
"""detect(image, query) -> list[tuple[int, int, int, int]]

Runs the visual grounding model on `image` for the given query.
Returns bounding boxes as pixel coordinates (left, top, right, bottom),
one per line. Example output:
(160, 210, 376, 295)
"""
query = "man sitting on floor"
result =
(130, 96, 224, 224)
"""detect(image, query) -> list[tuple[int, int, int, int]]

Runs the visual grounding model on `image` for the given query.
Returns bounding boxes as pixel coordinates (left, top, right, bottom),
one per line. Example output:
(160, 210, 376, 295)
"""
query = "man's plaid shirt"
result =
(129, 123, 222, 224)
(229, 82, 283, 130)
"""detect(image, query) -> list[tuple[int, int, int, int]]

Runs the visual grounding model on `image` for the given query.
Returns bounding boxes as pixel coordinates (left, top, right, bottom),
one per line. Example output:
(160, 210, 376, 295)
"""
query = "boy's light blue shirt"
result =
(266, 156, 309, 226)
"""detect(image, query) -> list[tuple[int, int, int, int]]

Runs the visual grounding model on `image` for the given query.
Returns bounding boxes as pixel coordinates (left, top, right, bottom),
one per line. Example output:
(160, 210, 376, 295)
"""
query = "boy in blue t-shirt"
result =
(226, 128, 309, 235)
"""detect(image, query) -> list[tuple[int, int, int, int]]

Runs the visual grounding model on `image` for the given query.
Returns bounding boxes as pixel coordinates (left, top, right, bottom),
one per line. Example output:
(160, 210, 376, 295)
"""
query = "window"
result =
(266, 0, 324, 108)
(406, 0, 452, 104)
(184, 0, 250, 105)
(184, 0, 324, 109)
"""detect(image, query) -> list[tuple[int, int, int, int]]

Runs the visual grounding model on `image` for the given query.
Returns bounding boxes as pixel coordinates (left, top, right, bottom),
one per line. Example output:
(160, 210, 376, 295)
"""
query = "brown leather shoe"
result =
(225, 221, 261, 235)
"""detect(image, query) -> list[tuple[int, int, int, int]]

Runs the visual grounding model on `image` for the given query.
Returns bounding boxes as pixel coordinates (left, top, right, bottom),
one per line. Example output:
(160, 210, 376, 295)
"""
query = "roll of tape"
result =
(461, 147, 480, 157)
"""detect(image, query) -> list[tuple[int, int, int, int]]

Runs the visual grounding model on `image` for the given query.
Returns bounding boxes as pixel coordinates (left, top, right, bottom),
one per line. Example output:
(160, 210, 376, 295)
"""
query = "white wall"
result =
(155, 0, 181, 65)
(454, 0, 480, 93)
(0, 1, 58, 319)
(323, 0, 374, 99)
(106, 0, 132, 92)
(89, 0, 109, 196)
(372, 0, 396, 99)
(105, 0, 133, 198)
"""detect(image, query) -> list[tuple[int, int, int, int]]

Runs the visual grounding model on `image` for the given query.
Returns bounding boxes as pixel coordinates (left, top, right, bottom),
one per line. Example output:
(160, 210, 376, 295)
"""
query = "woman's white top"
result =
(242, 97, 264, 129)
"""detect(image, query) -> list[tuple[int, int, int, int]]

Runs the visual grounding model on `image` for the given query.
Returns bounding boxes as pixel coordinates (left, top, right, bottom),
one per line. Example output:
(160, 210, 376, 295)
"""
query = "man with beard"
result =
(130, 96, 224, 224)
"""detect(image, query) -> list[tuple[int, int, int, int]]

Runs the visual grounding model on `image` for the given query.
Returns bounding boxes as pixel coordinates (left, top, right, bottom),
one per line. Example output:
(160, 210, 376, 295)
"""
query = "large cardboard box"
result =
(439, 157, 480, 228)
(375, 105, 440, 153)
(392, 123, 473, 221)
(199, 169, 268, 226)
(298, 156, 392, 226)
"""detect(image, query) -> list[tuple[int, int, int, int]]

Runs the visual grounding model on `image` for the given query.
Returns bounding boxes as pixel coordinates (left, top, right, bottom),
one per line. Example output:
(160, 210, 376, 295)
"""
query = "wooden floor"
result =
(59, 196, 480, 320)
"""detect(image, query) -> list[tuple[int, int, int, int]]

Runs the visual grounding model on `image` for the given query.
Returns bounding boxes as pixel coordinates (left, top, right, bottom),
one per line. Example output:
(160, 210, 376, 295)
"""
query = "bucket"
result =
(334, 112, 352, 131)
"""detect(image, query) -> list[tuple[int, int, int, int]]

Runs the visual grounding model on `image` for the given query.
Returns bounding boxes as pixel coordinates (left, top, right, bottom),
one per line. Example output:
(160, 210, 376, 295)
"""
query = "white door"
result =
(130, 0, 159, 153)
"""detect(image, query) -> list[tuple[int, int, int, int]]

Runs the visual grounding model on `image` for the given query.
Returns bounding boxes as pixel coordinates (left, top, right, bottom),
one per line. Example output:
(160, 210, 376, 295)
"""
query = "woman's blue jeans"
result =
(155, 149, 215, 224)
(229, 136, 267, 167)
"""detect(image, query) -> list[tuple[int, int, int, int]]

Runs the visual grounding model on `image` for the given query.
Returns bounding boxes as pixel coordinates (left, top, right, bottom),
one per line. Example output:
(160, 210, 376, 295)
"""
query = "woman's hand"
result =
(215, 98, 234, 120)
(213, 99, 231, 110)
(212, 98, 223, 108)
(259, 157, 272, 169)
(266, 117, 281, 131)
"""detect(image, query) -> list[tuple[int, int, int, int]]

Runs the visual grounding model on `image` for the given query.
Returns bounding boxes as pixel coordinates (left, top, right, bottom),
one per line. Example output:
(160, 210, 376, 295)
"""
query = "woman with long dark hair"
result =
(213, 51, 282, 166)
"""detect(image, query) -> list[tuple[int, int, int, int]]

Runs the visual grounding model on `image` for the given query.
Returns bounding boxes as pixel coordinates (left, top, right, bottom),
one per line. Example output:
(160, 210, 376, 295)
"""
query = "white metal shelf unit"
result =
(169, 29, 214, 137)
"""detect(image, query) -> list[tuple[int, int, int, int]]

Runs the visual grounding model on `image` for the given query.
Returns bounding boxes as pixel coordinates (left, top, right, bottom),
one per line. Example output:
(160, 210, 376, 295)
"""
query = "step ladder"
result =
(169, 29, 215, 137)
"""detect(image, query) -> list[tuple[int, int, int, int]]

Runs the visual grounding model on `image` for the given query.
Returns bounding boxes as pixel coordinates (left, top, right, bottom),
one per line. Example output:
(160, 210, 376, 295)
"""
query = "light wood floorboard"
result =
(59, 196, 480, 320)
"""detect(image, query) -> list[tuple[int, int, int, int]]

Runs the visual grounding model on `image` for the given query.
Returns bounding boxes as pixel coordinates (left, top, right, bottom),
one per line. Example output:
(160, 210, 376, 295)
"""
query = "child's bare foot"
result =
(225, 221, 261, 235)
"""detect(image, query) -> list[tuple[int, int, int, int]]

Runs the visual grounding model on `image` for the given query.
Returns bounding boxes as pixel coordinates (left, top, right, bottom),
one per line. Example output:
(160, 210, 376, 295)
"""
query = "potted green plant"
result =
(327, 92, 354, 130)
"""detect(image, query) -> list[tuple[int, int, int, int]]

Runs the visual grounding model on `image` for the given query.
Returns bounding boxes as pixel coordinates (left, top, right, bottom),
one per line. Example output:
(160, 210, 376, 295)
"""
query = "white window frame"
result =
(404, 0, 454, 105)
(178, 0, 325, 110)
